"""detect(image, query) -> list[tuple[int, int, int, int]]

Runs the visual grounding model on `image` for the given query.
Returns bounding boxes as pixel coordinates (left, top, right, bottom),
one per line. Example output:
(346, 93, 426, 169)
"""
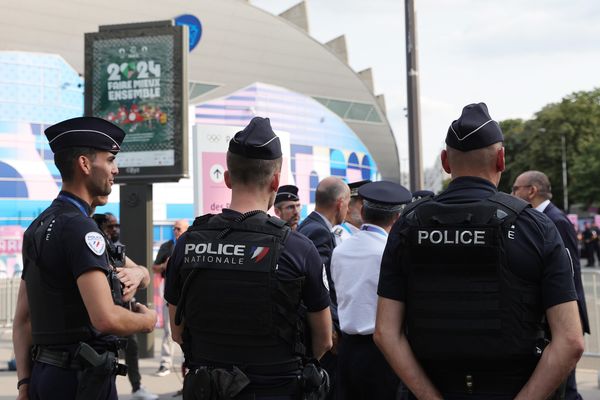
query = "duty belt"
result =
(32, 346, 86, 370)
(189, 358, 304, 376)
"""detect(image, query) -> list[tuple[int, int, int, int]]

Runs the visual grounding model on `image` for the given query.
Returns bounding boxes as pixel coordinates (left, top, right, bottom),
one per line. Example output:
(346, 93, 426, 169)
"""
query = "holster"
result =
(302, 361, 330, 400)
(183, 366, 250, 400)
(73, 342, 127, 400)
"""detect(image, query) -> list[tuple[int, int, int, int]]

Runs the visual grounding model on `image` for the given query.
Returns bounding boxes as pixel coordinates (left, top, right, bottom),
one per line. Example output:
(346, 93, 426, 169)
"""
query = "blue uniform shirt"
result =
(23, 191, 111, 290)
(378, 176, 577, 311)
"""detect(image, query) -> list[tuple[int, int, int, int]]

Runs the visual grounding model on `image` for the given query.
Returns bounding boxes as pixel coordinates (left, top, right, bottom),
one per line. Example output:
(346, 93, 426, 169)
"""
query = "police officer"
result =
(331, 181, 411, 400)
(165, 117, 332, 400)
(273, 184, 302, 230)
(374, 103, 584, 400)
(12, 117, 157, 400)
(332, 180, 371, 246)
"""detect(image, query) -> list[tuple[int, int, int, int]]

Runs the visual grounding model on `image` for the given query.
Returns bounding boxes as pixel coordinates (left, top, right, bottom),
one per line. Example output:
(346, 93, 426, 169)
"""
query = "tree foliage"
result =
(500, 88, 600, 211)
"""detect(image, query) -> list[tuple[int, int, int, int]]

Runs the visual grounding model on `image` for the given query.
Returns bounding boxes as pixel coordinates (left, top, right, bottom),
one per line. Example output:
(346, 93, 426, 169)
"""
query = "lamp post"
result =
(561, 132, 569, 211)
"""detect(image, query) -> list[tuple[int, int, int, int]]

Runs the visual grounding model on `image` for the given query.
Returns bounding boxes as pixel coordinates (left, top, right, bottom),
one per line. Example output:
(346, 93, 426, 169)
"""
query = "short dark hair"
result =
(226, 151, 282, 187)
(54, 146, 97, 182)
(363, 204, 398, 227)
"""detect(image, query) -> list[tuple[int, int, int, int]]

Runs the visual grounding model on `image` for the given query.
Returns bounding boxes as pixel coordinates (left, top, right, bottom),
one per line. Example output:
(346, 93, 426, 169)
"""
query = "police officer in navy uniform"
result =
(165, 117, 332, 400)
(273, 184, 302, 230)
(12, 117, 157, 400)
(331, 181, 411, 400)
(374, 103, 584, 400)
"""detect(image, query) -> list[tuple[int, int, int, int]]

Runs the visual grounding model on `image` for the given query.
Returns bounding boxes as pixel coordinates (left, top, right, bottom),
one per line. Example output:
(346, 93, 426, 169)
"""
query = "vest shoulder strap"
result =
(485, 192, 530, 227)
(486, 192, 530, 215)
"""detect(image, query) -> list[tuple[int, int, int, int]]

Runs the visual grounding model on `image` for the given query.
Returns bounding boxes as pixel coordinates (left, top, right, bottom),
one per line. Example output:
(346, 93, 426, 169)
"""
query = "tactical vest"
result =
(176, 211, 305, 367)
(402, 193, 546, 393)
(24, 208, 115, 345)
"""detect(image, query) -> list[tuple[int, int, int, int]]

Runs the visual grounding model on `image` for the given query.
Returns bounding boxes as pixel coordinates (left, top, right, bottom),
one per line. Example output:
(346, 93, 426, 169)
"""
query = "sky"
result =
(250, 0, 600, 172)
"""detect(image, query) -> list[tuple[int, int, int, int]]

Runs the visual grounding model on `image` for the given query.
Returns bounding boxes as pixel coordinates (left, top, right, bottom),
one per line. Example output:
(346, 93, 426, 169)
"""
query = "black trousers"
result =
(337, 333, 400, 400)
(29, 361, 117, 400)
(124, 334, 141, 392)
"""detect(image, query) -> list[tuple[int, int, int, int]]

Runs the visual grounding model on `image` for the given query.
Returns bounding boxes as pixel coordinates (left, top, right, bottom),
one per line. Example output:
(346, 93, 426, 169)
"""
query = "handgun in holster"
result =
(302, 360, 330, 400)
(73, 342, 127, 400)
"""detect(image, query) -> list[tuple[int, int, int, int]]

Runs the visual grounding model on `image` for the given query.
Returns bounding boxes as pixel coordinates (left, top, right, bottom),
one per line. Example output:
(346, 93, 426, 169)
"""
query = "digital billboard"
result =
(85, 21, 189, 182)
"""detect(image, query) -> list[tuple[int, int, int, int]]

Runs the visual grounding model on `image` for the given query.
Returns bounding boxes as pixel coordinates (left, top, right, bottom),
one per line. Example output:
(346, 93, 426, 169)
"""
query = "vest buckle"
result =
(465, 374, 474, 394)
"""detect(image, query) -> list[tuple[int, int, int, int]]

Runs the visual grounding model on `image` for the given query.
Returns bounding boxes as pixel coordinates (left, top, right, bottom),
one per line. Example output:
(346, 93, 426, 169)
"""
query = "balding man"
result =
(153, 219, 189, 377)
(375, 103, 583, 400)
(513, 170, 589, 400)
(298, 176, 350, 399)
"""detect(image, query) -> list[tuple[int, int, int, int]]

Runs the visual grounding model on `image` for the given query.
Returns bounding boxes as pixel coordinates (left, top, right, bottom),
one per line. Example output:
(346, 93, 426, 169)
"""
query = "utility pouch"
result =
(73, 342, 127, 400)
(183, 367, 215, 400)
(302, 361, 330, 400)
(211, 366, 250, 399)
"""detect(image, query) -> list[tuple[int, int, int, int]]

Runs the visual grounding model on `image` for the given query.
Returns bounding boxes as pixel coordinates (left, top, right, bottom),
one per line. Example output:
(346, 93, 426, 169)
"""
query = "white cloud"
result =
(251, 0, 600, 170)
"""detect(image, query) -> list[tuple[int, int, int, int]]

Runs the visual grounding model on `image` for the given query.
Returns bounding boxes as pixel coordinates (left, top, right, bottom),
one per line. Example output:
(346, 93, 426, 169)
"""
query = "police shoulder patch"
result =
(85, 232, 106, 256)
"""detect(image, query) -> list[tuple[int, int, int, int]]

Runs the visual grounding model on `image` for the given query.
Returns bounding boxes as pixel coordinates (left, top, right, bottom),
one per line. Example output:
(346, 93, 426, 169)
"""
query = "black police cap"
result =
(358, 181, 412, 212)
(275, 185, 299, 205)
(445, 103, 503, 152)
(348, 180, 371, 197)
(228, 117, 282, 160)
(44, 116, 125, 154)
(412, 190, 434, 199)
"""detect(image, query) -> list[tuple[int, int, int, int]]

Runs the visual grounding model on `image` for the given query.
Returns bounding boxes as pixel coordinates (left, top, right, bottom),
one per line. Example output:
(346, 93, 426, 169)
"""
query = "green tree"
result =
(500, 88, 600, 211)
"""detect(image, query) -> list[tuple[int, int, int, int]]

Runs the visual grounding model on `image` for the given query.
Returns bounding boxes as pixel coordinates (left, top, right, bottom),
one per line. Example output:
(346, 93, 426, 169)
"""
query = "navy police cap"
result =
(348, 180, 371, 197)
(275, 185, 299, 205)
(228, 117, 282, 160)
(358, 181, 412, 211)
(412, 190, 434, 200)
(44, 116, 125, 154)
(446, 103, 503, 151)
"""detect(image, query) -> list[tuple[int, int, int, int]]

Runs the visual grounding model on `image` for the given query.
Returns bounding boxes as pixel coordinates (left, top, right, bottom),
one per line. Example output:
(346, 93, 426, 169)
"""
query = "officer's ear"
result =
(77, 154, 93, 176)
(270, 171, 281, 194)
(441, 149, 451, 174)
(496, 146, 505, 172)
(224, 170, 232, 189)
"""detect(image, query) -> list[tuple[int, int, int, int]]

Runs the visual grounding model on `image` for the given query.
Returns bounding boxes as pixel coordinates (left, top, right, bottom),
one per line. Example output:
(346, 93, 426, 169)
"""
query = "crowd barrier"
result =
(0, 277, 19, 328)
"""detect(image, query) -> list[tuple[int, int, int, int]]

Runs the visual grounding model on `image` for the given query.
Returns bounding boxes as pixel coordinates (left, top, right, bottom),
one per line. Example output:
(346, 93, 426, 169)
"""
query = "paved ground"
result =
(0, 328, 598, 399)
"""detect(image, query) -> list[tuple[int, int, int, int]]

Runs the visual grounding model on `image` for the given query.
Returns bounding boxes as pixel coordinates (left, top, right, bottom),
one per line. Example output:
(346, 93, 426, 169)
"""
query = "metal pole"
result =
(405, 0, 423, 191)
(120, 183, 154, 358)
(561, 133, 569, 211)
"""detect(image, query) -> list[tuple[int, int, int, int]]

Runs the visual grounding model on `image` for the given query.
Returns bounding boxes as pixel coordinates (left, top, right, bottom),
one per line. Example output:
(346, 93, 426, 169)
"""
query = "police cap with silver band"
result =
(358, 181, 412, 212)
(275, 185, 299, 205)
(412, 190, 434, 200)
(228, 117, 282, 160)
(348, 180, 371, 197)
(446, 103, 503, 152)
(44, 116, 125, 154)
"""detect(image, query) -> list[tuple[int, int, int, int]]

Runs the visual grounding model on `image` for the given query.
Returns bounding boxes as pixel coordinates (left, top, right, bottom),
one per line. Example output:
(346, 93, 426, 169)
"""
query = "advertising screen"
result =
(85, 21, 188, 182)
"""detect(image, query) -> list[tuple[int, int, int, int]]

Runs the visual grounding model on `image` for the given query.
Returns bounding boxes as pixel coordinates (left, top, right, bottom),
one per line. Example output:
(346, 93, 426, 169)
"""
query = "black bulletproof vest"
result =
(177, 211, 305, 367)
(24, 208, 110, 345)
(402, 193, 545, 391)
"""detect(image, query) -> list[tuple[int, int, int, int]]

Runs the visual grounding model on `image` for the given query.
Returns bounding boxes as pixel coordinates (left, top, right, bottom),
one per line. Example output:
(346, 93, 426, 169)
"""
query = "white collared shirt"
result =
(535, 199, 551, 213)
(330, 223, 388, 335)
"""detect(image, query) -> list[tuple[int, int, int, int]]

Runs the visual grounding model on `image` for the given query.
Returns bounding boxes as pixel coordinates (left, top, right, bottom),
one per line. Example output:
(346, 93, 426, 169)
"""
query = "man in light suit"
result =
(298, 176, 350, 399)
(513, 170, 589, 400)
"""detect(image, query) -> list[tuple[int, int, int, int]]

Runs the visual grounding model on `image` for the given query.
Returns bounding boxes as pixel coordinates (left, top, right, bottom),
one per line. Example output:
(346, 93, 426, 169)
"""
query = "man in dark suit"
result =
(298, 176, 350, 399)
(513, 170, 589, 400)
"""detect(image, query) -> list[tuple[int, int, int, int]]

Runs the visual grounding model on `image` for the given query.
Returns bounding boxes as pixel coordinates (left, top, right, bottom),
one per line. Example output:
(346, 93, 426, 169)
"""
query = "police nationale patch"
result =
(85, 232, 106, 256)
